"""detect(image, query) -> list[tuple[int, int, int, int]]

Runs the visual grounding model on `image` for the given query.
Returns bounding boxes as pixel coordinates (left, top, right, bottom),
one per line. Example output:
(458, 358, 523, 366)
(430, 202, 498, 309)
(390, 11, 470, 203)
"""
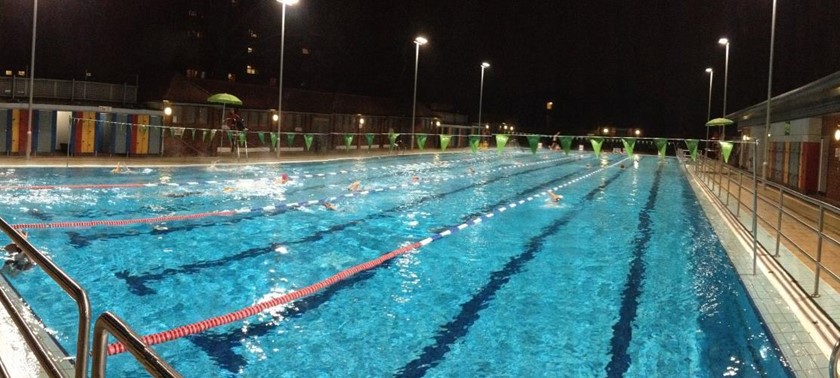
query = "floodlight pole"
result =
(26, 0, 38, 159)
(762, 0, 778, 181)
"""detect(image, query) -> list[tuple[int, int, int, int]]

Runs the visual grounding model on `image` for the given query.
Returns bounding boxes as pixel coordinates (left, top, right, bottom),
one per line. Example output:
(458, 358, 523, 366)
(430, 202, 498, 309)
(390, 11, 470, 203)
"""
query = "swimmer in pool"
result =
(347, 181, 362, 191)
(547, 190, 563, 202)
(323, 201, 337, 211)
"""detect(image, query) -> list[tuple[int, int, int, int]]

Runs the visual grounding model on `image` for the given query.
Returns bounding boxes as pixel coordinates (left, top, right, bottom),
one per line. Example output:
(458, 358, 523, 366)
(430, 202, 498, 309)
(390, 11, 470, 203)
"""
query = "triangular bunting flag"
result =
(719, 141, 734, 163)
(590, 137, 604, 157)
(304, 134, 314, 151)
(440, 134, 451, 151)
(654, 138, 668, 158)
(416, 134, 428, 151)
(527, 135, 540, 154)
(365, 133, 375, 149)
(344, 134, 354, 150)
(621, 138, 636, 156)
(495, 134, 509, 154)
(685, 139, 699, 161)
(469, 135, 481, 154)
(560, 136, 573, 155)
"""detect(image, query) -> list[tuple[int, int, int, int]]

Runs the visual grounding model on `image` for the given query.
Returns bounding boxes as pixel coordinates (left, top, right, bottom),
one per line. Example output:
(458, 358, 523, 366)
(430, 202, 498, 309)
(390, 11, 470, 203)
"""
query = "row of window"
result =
(3, 70, 26, 77)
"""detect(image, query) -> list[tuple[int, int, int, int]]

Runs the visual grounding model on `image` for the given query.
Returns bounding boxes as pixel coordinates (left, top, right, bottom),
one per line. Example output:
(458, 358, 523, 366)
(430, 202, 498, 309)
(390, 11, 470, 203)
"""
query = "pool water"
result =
(0, 151, 792, 377)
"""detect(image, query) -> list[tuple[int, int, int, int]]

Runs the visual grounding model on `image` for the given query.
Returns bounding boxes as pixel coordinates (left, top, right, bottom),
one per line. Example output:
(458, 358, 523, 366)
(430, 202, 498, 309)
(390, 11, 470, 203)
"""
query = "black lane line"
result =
(184, 167, 622, 374)
(114, 160, 581, 295)
(394, 170, 626, 377)
(603, 163, 663, 377)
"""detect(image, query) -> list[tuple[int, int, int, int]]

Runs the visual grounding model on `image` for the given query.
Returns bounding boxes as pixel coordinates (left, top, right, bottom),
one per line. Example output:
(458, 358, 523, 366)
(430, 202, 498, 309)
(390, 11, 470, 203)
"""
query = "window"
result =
(247, 47, 253, 54)
(227, 73, 236, 82)
(4, 70, 12, 76)
(186, 69, 199, 78)
(302, 47, 310, 55)
(249, 29, 258, 38)
(188, 9, 198, 17)
(246, 65, 257, 75)
(17, 70, 26, 77)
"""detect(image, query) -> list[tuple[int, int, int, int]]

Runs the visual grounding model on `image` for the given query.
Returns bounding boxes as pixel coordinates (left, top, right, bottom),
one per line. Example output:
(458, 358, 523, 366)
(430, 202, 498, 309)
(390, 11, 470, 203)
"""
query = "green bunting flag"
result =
(527, 135, 540, 154)
(719, 141, 734, 163)
(209, 129, 217, 142)
(226, 131, 233, 144)
(303, 134, 314, 150)
(365, 133, 375, 149)
(286, 133, 296, 148)
(469, 135, 481, 154)
(140, 125, 147, 134)
(590, 137, 604, 157)
(257, 132, 266, 145)
(239, 133, 246, 146)
(495, 134, 509, 154)
(440, 134, 451, 151)
(270, 133, 278, 148)
(654, 138, 668, 158)
(560, 136, 573, 155)
(191, 128, 197, 141)
(621, 138, 636, 156)
(344, 134, 354, 149)
(388, 133, 400, 151)
(416, 134, 428, 150)
(685, 139, 699, 161)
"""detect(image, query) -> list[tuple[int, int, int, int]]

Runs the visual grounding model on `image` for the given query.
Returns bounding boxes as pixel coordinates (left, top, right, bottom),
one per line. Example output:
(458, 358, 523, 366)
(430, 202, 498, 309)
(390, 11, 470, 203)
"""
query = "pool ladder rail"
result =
(831, 337, 840, 377)
(0, 217, 181, 377)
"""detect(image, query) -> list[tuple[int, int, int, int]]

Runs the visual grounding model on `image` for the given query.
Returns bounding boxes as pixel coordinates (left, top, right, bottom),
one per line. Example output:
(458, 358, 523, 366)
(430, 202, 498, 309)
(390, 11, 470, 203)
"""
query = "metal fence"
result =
(0, 77, 137, 104)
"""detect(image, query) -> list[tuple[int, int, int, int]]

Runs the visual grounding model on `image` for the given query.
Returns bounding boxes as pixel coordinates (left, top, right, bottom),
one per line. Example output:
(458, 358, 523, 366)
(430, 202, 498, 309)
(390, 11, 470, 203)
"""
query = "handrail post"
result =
(724, 165, 731, 208)
(0, 218, 91, 378)
(830, 337, 840, 377)
(736, 170, 743, 217)
(752, 141, 758, 275)
(774, 189, 784, 257)
(813, 204, 825, 297)
(91, 312, 182, 378)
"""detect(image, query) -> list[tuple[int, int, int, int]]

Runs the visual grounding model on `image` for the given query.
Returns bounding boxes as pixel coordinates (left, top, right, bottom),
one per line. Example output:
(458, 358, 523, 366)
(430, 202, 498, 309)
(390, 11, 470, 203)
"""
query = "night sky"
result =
(2, 1, 839, 137)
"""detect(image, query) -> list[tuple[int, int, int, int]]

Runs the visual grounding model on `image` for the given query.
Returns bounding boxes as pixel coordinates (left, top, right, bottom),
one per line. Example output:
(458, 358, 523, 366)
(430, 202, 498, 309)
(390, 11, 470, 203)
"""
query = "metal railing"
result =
(0, 77, 137, 104)
(0, 217, 91, 378)
(91, 312, 181, 378)
(831, 337, 840, 378)
(692, 155, 840, 297)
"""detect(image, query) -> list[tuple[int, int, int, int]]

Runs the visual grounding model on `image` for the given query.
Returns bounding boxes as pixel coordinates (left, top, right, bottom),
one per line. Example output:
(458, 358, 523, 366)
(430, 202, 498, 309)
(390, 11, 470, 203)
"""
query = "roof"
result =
(729, 70, 840, 127)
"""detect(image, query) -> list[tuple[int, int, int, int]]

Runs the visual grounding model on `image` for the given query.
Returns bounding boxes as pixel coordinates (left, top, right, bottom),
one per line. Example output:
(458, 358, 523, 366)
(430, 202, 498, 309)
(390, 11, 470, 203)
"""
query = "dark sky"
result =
(2, 1, 839, 137)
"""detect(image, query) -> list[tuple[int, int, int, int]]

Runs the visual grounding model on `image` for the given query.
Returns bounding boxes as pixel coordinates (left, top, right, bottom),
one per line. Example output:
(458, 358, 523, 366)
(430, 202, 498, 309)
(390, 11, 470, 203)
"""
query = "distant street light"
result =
(478, 62, 490, 134)
(410, 36, 427, 150)
(718, 37, 730, 140)
(705, 67, 714, 146)
(358, 117, 364, 150)
(276, 0, 299, 158)
(26, 0, 38, 159)
(763, 0, 778, 181)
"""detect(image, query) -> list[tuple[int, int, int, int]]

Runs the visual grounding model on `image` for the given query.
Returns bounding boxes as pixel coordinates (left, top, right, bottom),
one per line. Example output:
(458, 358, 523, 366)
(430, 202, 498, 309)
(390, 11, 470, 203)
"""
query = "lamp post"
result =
(276, 0, 299, 158)
(705, 67, 714, 150)
(763, 0, 778, 181)
(718, 37, 730, 140)
(478, 62, 490, 133)
(26, 0, 38, 159)
(410, 36, 427, 150)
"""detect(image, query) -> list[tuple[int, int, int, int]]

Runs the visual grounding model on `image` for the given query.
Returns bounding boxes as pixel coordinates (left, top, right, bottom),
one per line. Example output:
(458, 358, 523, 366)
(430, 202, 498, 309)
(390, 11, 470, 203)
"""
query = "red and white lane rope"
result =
(12, 156, 571, 231)
(106, 157, 627, 355)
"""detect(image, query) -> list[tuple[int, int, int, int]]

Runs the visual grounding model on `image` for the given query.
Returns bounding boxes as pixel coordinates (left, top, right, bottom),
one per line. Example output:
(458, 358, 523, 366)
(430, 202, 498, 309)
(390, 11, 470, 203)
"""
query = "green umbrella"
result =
(705, 117, 733, 127)
(207, 93, 243, 105)
(207, 93, 243, 132)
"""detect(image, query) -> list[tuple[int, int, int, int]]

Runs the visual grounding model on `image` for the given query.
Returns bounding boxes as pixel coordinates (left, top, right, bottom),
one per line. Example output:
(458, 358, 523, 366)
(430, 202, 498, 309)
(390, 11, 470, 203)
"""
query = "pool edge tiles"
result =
(685, 164, 832, 378)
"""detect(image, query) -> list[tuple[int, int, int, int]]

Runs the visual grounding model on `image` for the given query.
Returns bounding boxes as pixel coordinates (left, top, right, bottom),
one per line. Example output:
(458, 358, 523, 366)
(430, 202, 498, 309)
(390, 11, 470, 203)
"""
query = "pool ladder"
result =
(831, 337, 840, 377)
(0, 217, 181, 377)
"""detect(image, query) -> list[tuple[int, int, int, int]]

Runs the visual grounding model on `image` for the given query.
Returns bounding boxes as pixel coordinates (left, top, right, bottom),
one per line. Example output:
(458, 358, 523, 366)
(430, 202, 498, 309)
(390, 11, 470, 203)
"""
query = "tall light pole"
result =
(477, 62, 490, 133)
(410, 36, 427, 150)
(26, 0, 38, 159)
(763, 0, 778, 180)
(276, 0, 298, 158)
(719, 37, 730, 139)
(705, 68, 714, 146)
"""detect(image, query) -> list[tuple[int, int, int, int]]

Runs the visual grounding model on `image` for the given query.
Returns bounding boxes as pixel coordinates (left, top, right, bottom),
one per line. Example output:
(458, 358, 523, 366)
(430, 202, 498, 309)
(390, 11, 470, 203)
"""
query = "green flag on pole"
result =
(654, 138, 668, 158)
(286, 133, 296, 148)
(440, 134, 451, 151)
(685, 139, 699, 161)
(344, 134, 354, 150)
(388, 133, 400, 151)
(495, 134, 509, 154)
(365, 133, 375, 149)
(416, 134, 428, 150)
(590, 137, 604, 157)
(527, 135, 540, 154)
(719, 141, 734, 163)
(304, 134, 314, 151)
(469, 135, 481, 153)
(560, 136, 573, 155)
(621, 137, 636, 156)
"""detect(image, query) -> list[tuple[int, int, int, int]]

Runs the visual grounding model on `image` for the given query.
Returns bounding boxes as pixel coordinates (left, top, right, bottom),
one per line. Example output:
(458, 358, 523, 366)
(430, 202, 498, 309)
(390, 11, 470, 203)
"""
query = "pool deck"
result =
(0, 152, 838, 377)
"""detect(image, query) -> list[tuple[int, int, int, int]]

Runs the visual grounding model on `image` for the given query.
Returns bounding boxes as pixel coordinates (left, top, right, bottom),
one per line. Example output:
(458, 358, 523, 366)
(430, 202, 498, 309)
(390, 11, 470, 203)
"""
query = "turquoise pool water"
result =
(0, 151, 792, 377)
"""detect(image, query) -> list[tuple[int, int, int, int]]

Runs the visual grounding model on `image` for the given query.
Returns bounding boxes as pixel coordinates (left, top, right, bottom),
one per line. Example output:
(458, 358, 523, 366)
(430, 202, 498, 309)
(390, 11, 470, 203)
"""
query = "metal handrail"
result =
(831, 337, 840, 378)
(0, 217, 91, 378)
(0, 277, 62, 377)
(91, 312, 181, 378)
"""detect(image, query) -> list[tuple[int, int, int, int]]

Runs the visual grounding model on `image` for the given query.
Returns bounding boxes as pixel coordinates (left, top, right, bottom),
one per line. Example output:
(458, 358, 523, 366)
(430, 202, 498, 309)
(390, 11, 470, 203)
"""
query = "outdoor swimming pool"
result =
(0, 150, 793, 377)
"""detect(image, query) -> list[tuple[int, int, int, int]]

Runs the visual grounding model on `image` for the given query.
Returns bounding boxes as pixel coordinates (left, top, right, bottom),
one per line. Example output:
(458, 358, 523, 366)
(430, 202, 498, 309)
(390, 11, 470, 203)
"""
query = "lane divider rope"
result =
(105, 156, 628, 355)
(11, 155, 573, 230)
